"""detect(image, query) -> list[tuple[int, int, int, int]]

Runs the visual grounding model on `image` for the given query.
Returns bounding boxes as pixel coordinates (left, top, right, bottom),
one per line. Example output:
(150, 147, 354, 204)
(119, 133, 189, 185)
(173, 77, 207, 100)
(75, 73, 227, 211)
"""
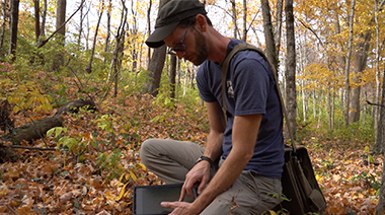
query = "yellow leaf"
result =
(116, 183, 129, 201)
(105, 190, 118, 201)
(0, 185, 9, 196)
(118, 173, 125, 187)
(137, 163, 147, 171)
(130, 170, 137, 181)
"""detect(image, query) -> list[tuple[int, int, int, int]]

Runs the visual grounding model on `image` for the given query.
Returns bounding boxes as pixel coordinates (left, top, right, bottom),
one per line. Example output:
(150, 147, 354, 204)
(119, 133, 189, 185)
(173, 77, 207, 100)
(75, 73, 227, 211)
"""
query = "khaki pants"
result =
(140, 139, 282, 215)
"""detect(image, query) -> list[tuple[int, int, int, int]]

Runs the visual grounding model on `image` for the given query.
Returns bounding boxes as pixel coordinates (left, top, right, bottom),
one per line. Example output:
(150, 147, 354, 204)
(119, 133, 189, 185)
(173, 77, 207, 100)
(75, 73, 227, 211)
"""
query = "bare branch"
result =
(37, 0, 85, 48)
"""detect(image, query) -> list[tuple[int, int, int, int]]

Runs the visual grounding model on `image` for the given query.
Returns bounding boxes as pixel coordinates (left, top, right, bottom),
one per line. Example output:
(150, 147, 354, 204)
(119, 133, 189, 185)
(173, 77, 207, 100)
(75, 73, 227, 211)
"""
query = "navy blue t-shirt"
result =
(196, 39, 284, 178)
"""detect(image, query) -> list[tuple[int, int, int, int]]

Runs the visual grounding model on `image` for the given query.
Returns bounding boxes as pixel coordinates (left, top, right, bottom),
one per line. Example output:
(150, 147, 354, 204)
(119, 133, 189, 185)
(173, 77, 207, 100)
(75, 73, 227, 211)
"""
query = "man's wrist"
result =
(195, 155, 213, 167)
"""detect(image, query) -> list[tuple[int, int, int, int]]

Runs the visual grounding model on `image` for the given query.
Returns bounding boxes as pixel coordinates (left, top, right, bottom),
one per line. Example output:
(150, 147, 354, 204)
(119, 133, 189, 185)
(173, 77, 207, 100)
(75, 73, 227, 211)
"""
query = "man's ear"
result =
(195, 14, 207, 32)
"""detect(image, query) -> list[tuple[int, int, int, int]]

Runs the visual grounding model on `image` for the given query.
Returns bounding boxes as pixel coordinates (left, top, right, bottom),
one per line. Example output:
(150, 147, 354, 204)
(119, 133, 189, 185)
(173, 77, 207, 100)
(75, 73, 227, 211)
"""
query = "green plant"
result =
(96, 149, 124, 179)
(352, 172, 381, 194)
(47, 127, 89, 162)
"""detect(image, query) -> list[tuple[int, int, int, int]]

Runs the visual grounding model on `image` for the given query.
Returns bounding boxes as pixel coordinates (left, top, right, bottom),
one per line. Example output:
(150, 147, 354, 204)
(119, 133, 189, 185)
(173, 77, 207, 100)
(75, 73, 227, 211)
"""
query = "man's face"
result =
(164, 24, 208, 66)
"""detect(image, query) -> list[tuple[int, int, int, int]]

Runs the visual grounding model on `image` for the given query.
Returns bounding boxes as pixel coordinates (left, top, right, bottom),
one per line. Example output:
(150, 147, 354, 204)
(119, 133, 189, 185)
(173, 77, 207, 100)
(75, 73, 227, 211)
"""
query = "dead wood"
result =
(0, 100, 15, 133)
(2, 99, 96, 144)
(55, 99, 96, 116)
(12, 116, 63, 144)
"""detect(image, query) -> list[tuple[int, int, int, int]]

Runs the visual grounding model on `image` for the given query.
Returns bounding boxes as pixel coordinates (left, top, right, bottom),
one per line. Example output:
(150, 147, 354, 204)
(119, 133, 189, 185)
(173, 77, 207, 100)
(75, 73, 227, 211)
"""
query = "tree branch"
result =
(297, 17, 324, 47)
(37, 0, 85, 48)
(3, 145, 57, 151)
(366, 100, 385, 108)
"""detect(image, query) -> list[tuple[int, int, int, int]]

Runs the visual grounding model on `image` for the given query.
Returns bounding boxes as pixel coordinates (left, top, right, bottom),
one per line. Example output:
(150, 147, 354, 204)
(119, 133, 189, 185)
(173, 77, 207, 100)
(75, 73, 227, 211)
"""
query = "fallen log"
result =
(2, 99, 96, 144)
(12, 116, 63, 144)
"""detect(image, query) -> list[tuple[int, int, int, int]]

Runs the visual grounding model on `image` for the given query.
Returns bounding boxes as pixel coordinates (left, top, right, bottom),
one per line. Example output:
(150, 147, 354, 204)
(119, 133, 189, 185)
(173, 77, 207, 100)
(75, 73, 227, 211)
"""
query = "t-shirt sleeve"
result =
(196, 63, 217, 102)
(232, 56, 271, 116)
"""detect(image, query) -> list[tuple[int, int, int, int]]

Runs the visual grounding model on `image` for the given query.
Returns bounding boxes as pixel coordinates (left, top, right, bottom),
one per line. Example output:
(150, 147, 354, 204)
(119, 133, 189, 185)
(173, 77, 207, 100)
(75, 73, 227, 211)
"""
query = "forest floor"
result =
(0, 64, 382, 214)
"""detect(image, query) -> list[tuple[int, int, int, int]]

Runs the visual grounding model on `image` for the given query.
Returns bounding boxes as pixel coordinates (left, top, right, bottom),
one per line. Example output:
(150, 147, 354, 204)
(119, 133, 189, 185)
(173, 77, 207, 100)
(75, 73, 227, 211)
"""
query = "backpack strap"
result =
(220, 42, 297, 152)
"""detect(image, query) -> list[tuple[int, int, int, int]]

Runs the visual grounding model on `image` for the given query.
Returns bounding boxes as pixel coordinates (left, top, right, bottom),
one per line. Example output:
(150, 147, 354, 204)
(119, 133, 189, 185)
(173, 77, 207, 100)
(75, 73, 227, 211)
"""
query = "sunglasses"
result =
(167, 22, 192, 55)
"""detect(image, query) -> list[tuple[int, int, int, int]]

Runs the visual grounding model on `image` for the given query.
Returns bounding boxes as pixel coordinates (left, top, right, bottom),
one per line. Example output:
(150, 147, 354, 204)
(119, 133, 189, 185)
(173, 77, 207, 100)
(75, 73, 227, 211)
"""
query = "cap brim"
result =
(146, 22, 179, 48)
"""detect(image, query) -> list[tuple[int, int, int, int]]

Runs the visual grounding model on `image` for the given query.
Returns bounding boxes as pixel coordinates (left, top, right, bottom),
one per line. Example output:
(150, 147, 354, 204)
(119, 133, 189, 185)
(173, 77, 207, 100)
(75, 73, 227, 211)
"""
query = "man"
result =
(140, 0, 284, 214)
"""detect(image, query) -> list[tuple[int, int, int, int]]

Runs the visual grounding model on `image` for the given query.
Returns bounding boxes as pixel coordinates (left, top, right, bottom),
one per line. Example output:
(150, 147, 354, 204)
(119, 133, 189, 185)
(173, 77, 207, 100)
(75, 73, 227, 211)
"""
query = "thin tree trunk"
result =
(275, 0, 283, 58)
(111, 0, 127, 98)
(40, 0, 47, 37)
(147, 0, 152, 67)
(230, 0, 238, 39)
(77, 3, 83, 48)
(8, 0, 19, 62)
(313, 91, 316, 121)
(261, 0, 278, 69)
(143, 0, 171, 97)
(86, 0, 104, 74)
(37, 0, 84, 49)
(376, 67, 385, 212)
(302, 81, 307, 121)
(344, 0, 356, 126)
(0, 0, 8, 53)
(34, 0, 40, 42)
(375, 0, 380, 137)
(242, 0, 247, 41)
(104, 0, 112, 62)
(285, 0, 297, 139)
(131, 0, 138, 71)
(170, 55, 177, 100)
(52, 0, 66, 70)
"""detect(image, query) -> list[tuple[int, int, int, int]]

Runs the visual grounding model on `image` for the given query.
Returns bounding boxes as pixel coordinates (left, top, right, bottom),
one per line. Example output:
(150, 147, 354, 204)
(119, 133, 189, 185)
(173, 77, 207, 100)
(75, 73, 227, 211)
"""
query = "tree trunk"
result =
(130, 0, 138, 71)
(40, 0, 47, 37)
(52, 0, 66, 70)
(104, 0, 112, 62)
(274, 0, 283, 58)
(56, 0, 66, 38)
(34, 0, 40, 42)
(86, 0, 104, 74)
(0, 0, 9, 54)
(147, 0, 152, 66)
(77, 3, 83, 48)
(230, 0, 238, 39)
(261, 0, 278, 70)
(349, 31, 371, 124)
(170, 55, 176, 100)
(285, 0, 297, 139)
(143, 0, 171, 97)
(344, 0, 356, 126)
(376, 67, 385, 212)
(111, 0, 127, 98)
(8, 0, 19, 62)
(242, 0, 247, 42)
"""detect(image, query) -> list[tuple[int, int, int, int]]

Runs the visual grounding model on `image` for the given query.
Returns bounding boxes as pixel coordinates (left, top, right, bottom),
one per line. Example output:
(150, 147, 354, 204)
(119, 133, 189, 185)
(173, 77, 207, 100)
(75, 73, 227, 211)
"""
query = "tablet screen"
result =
(133, 184, 196, 215)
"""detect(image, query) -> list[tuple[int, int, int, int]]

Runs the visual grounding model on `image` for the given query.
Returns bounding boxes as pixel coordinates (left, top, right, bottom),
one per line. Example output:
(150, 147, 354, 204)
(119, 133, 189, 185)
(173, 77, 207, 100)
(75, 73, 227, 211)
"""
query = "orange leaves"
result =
(308, 139, 382, 214)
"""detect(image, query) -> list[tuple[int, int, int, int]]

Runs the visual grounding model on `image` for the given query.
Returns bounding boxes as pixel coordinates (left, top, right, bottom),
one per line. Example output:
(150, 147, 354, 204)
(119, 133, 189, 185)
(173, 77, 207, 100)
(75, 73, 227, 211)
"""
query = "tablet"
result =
(133, 184, 196, 215)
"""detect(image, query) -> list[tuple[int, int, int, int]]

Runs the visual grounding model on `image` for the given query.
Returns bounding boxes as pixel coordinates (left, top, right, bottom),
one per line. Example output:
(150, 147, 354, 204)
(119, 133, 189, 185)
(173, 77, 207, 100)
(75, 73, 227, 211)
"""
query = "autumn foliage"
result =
(0, 64, 382, 214)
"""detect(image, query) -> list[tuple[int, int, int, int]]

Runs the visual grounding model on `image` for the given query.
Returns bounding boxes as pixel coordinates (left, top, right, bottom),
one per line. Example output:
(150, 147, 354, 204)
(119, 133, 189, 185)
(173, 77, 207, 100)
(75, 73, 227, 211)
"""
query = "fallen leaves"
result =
(0, 67, 382, 214)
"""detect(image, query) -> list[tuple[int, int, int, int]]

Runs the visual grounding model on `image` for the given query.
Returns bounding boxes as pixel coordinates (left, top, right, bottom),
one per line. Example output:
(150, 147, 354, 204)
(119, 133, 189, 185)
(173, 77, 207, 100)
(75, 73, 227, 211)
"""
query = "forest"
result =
(0, 0, 385, 214)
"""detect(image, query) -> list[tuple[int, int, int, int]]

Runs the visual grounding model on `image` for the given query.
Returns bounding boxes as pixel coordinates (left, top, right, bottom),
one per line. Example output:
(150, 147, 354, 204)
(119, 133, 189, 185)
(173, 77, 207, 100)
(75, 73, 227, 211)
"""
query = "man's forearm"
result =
(203, 130, 223, 162)
(191, 114, 262, 213)
(191, 143, 253, 212)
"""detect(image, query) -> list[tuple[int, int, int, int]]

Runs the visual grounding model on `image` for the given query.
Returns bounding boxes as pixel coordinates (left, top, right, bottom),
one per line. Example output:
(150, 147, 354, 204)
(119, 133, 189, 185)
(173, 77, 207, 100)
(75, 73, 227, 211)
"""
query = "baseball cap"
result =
(145, 0, 207, 48)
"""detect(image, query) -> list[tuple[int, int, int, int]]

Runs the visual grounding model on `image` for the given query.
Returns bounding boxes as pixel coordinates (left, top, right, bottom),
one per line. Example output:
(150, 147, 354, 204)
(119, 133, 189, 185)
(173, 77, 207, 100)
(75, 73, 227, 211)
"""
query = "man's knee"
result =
(140, 139, 159, 167)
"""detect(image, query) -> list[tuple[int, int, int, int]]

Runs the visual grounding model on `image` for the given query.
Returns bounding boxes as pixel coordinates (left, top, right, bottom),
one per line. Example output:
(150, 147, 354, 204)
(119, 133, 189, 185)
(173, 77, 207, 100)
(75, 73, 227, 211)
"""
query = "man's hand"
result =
(161, 201, 201, 215)
(179, 160, 211, 201)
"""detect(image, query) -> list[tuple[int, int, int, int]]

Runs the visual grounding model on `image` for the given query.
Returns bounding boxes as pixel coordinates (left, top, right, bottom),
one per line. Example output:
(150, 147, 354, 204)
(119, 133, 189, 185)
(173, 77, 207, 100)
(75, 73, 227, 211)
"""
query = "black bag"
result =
(276, 146, 327, 214)
(222, 43, 327, 214)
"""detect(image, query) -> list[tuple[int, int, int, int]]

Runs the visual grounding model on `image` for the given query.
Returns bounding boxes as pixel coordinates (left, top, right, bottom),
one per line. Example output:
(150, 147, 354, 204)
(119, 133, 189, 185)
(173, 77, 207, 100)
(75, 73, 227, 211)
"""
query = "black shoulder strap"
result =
(220, 43, 297, 152)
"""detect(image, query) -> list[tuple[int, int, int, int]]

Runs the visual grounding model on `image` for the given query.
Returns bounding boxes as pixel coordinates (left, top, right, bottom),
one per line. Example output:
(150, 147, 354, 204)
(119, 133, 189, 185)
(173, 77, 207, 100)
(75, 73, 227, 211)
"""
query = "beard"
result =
(191, 28, 209, 66)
